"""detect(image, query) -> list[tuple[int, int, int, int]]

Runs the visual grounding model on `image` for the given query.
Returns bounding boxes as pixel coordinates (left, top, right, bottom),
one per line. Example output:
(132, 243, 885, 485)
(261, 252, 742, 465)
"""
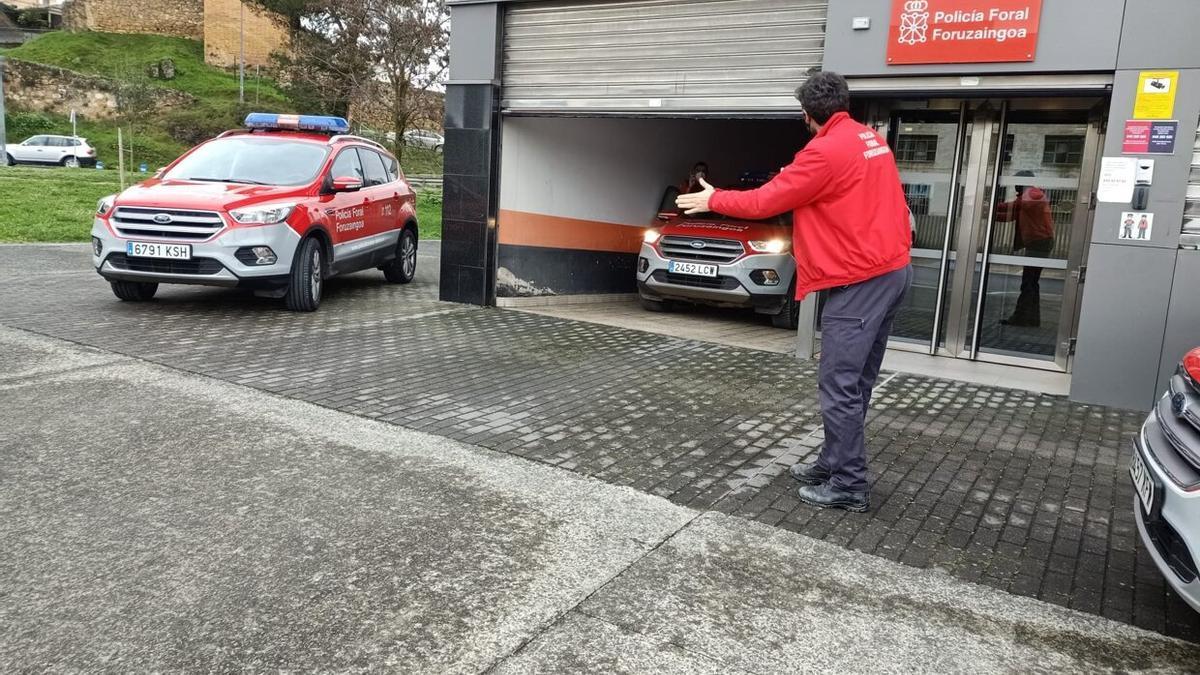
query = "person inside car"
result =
(679, 162, 711, 194)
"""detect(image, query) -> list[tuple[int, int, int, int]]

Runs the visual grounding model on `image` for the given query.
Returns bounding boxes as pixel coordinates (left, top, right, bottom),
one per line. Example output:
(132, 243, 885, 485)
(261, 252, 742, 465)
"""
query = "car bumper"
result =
(91, 219, 302, 288)
(1132, 411, 1200, 613)
(77, 157, 98, 167)
(636, 243, 794, 311)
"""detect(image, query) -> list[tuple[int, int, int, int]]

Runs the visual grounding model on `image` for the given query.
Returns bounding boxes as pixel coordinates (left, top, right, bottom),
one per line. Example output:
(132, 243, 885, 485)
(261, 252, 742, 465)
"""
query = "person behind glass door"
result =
(994, 169, 1054, 328)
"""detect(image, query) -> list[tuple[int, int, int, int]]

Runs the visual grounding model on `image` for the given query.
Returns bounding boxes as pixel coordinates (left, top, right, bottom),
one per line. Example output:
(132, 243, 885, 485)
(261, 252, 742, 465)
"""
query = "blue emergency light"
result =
(243, 112, 350, 134)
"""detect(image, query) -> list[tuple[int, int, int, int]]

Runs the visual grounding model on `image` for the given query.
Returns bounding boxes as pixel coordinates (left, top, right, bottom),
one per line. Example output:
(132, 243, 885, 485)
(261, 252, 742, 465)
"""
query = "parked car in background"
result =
(3, 134, 97, 167)
(403, 129, 444, 152)
(1132, 346, 1200, 613)
(91, 113, 420, 312)
(639, 178, 798, 329)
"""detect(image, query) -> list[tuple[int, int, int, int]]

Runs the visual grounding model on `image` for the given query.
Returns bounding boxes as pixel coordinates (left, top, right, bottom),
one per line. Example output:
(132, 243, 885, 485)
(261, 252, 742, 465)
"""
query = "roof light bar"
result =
(244, 113, 350, 135)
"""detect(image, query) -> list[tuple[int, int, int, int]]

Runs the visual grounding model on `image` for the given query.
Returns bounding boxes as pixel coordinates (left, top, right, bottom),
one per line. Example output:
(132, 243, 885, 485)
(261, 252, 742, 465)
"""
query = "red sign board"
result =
(1122, 121, 1152, 154)
(887, 0, 1043, 65)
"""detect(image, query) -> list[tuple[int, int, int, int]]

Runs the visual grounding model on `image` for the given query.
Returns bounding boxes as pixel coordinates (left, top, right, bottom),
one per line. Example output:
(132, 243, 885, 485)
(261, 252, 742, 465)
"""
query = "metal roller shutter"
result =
(502, 0, 827, 115)
(1185, 114, 1200, 248)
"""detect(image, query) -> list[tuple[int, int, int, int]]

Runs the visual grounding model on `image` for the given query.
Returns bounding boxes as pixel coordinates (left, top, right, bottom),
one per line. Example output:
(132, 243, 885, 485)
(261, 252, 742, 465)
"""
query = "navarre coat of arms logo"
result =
(898, 0, 930, 45)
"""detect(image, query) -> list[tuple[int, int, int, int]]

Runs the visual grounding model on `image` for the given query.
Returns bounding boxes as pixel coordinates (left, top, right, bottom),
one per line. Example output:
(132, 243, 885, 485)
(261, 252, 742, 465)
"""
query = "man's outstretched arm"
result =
(676, 150, 831, 219)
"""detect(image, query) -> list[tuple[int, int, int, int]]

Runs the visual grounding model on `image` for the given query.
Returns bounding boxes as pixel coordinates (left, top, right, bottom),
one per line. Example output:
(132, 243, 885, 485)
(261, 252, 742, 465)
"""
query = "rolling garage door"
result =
(502, 0, 827, 114)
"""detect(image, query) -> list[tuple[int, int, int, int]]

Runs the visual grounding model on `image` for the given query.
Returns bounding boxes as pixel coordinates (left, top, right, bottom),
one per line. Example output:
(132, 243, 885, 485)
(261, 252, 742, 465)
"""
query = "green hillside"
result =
(2, 31, 290, 106)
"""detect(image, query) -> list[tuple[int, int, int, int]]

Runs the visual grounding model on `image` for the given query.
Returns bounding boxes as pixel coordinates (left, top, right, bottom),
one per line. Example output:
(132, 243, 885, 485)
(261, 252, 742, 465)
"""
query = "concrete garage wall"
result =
(497, 116, 807, 297)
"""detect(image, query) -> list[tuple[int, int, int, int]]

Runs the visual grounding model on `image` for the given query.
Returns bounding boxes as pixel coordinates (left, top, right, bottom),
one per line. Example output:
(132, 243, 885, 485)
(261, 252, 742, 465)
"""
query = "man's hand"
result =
(676, 177, 715, 215)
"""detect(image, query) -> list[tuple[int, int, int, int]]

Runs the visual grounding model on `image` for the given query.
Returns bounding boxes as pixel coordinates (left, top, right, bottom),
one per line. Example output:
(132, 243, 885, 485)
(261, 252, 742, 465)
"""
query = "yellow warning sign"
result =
(1133, 71, 1178, 120)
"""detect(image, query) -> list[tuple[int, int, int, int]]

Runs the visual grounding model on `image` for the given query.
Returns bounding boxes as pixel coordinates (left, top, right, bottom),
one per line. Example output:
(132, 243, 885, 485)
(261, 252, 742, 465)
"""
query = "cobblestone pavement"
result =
(2, 244, 1197, 642)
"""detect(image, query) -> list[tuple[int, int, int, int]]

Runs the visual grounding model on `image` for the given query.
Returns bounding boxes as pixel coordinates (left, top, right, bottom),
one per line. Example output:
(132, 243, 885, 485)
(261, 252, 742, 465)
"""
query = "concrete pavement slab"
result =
(557, 512, 1200, 673)
(0, 331, 694, 672)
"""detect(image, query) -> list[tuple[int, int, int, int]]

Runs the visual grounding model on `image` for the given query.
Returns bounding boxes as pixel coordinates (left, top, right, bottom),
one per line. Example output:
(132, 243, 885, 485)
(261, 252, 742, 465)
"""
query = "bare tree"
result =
(249, 0, 449, 160)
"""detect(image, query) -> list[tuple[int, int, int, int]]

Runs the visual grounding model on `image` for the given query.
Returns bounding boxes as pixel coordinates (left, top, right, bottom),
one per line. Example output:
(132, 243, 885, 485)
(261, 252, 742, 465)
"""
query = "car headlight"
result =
(229, 204, 296, 225)
(748, 239, 788, 254)
(644, 229, 661, 244)
(96, 194, 116, 216)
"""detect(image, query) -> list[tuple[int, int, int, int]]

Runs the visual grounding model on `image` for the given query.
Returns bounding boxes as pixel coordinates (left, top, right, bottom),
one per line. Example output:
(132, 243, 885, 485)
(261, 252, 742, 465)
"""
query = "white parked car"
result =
(402, 129, 444, 152)
(1132, 346, 1200, 613)
(3, 134, 98, 167)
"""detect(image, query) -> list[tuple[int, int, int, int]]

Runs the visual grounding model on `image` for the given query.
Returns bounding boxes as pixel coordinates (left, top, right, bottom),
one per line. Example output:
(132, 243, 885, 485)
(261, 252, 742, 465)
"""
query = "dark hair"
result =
(693, 162, 708, 171)
(795, 71, 850, 124)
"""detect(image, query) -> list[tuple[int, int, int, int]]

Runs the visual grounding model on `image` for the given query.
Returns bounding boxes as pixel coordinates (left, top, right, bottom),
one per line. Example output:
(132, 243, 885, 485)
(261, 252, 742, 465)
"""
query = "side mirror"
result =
(331, 175, 363, 192)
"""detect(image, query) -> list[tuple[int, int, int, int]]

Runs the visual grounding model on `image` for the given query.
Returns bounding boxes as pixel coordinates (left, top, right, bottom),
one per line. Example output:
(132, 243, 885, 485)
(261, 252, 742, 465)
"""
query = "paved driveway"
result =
(1, 243, 1197, 643)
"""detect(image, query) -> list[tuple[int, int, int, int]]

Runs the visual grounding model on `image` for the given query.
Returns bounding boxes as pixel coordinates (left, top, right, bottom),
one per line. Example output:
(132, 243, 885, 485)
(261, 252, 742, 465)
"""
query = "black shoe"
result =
(797, 483, 870, 512)
(788, 461, 831, 486)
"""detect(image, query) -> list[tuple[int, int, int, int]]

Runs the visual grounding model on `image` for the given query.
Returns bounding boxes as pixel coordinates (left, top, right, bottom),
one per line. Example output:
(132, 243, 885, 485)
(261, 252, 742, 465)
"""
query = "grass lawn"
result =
(0, 166, 444, 242)
(0, 166, 119, 242)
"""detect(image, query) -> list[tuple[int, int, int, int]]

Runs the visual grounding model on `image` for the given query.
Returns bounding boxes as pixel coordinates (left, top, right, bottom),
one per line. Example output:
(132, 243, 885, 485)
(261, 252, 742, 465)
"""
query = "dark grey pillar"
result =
(439, 3, 502, 306)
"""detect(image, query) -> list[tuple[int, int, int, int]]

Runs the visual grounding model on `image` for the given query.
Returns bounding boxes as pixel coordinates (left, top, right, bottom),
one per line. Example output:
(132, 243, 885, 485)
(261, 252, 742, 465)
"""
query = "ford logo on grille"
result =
(152, 213, 173, 224)
(690, 240, 706, 249)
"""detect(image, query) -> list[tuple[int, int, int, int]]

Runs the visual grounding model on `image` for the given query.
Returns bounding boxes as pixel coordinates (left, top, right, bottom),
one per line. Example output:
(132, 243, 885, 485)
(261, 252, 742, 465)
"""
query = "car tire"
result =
(110, 280, 158, 301)
(62, 156, 80, 168)
(771, 284, 800, 330)
(383, 228, 417, 284)
(285, 237, 324, 312)
(640, 296, 671, 313)
(433, 144, 443, 153)
(3, 153, 14, 166)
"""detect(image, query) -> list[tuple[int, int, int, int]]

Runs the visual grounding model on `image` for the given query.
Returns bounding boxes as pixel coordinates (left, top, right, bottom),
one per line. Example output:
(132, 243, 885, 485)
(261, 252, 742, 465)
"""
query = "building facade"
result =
(440, 0, 1200, 411)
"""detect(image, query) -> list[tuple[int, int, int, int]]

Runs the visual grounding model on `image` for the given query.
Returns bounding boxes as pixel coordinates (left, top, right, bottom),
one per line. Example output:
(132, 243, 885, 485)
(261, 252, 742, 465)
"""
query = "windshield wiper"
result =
(185, 177, 270, 185)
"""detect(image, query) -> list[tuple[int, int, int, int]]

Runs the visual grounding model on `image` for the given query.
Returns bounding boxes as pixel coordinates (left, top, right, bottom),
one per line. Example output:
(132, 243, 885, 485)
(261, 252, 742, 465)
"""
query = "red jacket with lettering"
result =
(709, 111, 912, 299)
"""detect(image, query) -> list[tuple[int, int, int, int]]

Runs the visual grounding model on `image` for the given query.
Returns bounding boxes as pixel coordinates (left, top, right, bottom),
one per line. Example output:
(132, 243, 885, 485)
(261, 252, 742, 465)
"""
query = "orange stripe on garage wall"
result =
(497, 210, 645, 254)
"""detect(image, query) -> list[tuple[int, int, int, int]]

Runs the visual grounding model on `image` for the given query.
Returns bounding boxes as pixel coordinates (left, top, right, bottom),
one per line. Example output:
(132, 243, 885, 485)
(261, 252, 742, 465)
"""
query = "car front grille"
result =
(1141, 499, 1199, 584)
(111, 206, 225, 241)
(106, 253, 224, 275)
(650, 270, 740, 291)
(660, 236, 744, 263)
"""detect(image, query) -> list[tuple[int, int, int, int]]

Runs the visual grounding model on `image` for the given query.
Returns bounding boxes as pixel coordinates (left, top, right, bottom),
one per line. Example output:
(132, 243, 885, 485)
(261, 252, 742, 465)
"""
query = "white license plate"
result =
(668, 261, 718, 277)
(1130, 449, 1156, 516)
(126, 242, 191, 260)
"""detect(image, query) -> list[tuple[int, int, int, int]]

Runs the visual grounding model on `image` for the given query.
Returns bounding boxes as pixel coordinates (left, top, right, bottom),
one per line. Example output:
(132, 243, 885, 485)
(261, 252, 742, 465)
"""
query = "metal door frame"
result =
(867, 96, 1106, 372)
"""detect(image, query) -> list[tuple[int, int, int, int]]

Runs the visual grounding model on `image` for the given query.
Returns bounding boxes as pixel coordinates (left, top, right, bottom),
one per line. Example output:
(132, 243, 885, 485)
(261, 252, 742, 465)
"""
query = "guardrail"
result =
(408, 175, 443, 191)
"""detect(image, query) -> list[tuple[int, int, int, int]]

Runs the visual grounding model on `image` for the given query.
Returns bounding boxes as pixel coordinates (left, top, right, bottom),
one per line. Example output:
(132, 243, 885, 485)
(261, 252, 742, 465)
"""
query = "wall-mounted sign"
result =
(1097, 157, 1136, 203)
(1122, 120, 1179, 154)
(887, 0, 1043, 65)
(1118, 212, 1153, 241)
(1133, 71, 1178, 120)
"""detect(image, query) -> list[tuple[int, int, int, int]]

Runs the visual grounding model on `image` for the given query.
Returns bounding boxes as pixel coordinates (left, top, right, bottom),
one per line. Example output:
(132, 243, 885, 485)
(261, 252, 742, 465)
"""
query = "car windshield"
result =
(163, 137, 330, 186)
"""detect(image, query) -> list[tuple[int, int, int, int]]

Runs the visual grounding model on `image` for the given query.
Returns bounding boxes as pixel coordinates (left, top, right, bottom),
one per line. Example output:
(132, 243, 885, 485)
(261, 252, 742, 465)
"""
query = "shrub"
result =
(4, 111, 57, 139)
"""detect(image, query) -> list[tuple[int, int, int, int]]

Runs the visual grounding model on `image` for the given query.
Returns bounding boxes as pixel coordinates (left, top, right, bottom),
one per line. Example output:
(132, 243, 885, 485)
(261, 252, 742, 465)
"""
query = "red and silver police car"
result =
(91, 113, 419, 311)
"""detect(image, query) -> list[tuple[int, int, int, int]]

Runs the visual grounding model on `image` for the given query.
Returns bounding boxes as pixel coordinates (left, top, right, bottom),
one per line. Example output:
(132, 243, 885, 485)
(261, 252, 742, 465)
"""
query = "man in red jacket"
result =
(677, 71, 912, 512)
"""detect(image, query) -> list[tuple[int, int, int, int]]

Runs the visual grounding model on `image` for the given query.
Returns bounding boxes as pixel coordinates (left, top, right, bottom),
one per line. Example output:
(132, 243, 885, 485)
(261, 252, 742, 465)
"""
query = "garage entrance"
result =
(493, 0, 825, 350)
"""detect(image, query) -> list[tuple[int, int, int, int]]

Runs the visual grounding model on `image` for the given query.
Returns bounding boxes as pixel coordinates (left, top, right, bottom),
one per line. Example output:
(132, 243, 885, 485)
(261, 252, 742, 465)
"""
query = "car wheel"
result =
(110, 280, 158, 301)
(285, 237, 324, 312)
(3, 153, 14, 166)
(62, 156, 80, 168)
(383, 228, 417, 284)
(771, 285, 800, 330)
(433, 144, 443, 153)
(640, 296, 671, 313)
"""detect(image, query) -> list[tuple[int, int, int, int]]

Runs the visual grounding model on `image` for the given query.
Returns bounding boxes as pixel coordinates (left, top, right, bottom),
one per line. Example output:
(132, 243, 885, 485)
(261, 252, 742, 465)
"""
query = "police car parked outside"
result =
(91, 113, 419, 311)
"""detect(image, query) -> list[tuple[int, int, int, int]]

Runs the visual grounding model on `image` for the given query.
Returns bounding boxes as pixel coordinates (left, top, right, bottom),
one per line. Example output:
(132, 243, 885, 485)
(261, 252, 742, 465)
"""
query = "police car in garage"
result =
(1132, 346, 1200, 612)
(91, 113, 419, 311)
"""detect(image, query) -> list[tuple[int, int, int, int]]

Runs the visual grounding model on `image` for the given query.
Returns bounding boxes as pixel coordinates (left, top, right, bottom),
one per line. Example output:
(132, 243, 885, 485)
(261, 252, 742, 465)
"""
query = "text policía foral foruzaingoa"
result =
(931, 7, 1033, 43)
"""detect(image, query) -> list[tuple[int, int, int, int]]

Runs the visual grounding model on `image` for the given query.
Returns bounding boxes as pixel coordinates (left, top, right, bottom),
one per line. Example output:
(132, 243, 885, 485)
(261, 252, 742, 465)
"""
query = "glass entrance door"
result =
(871, 98, 1104, 371)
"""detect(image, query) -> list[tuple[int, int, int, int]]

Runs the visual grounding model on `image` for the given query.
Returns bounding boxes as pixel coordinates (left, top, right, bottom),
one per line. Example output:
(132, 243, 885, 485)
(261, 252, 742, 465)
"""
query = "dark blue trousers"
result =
(816, 264, 913, 492)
